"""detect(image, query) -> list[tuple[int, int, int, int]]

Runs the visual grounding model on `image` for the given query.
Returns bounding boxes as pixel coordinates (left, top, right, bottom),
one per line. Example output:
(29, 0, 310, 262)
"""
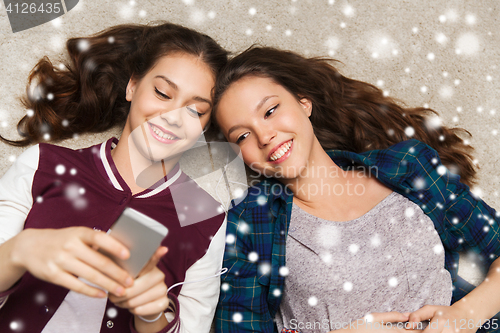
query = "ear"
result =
(125, 78, 137, 102)
(298, 97, 312, 117)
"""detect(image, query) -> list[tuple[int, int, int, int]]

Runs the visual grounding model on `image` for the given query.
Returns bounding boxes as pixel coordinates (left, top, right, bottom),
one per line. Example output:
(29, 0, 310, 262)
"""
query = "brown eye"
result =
(265, 105, 278, 118)
(236, 133, 249, 144)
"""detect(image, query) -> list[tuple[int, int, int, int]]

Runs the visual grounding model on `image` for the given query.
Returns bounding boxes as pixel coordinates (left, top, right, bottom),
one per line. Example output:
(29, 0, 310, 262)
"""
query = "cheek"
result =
(240, 145, 261, 166)
(183, 116, 205, 138)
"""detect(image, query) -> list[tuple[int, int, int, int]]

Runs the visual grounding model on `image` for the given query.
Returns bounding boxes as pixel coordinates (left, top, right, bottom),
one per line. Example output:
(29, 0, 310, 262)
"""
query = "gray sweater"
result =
(276, 192, 452, 332)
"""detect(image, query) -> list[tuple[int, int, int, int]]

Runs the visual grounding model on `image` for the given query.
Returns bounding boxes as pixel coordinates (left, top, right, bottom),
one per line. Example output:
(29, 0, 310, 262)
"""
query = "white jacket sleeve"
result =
(0, 144, 39, 245)
(0, 144, 39, 308)
(167, 216, 227, 333)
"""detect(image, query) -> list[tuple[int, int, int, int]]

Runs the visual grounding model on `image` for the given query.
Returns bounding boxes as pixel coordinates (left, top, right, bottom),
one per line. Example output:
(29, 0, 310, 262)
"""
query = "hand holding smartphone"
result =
(101, 207, 169, 277)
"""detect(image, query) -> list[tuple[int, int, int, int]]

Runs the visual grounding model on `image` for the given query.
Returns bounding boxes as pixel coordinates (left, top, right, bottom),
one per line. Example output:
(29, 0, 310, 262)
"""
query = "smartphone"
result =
(103, 207, 168, 277)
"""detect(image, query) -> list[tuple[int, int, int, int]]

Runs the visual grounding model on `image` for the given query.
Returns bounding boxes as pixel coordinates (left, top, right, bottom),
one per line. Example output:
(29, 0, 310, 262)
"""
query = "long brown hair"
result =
(1, 22, 228, 146)
(212, 46, 476, 186)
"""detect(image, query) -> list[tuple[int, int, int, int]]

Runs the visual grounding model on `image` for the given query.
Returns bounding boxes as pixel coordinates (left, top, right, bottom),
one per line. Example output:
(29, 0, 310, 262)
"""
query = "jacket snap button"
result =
(106, 320, 114, 328)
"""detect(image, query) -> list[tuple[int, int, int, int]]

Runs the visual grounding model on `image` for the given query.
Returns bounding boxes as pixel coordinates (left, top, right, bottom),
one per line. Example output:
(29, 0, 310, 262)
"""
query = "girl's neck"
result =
(280, 141, 366, 210)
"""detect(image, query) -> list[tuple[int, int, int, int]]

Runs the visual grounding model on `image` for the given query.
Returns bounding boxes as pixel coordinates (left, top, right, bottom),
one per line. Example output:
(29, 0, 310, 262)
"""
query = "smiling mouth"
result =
(148, 123, 180, 142)
(269, 140, 293, 161)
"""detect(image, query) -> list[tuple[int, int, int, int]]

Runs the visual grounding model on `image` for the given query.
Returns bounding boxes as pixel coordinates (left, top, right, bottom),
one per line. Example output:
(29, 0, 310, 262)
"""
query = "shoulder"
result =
(228, 178, 286, 215)
(364, 139, 440, 167)
(14, 144, 41, 169)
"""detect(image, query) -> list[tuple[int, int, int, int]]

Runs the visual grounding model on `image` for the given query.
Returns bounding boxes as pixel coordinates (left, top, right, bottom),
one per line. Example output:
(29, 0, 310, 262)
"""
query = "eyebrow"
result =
(227, 95, 278, 137)
(155, 75, 212, 107)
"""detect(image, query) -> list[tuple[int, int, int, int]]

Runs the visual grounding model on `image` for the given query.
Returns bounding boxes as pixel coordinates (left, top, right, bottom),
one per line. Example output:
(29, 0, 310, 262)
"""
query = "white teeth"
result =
(270, 141, 292, 161)
(152, 125, 176, 140)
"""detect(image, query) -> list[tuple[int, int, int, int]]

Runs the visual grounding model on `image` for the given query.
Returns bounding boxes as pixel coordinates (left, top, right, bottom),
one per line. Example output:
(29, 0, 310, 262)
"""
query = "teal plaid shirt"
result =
(215, 139, 500, 333)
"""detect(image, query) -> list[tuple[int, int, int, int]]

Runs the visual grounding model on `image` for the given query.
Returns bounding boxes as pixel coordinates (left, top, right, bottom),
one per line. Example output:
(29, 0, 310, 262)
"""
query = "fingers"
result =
(369, 311, 410, 324)
(61, 256, 130, 297)
(42, 267, 107, 298)
(113, 282, 167, 309)
(72, 241, 133, 290)
(137, 246, 168, 277)
(408, 305, 437, 325)
(79, 227, 130, 260)
(130, 295, 169, 317)
(110, 267, 165, 302)
(109, 266, 169, 317)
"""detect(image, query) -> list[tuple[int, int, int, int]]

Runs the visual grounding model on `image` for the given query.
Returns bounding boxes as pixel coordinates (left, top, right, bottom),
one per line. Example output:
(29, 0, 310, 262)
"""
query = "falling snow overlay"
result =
(1, 1, 500, 331)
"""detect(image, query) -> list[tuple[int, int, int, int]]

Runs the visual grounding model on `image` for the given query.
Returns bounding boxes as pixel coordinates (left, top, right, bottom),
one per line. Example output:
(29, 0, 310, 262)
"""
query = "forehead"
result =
(146, 53, 215, 91)
(218, 76, 285, 110)
(216, 76, 289, 132)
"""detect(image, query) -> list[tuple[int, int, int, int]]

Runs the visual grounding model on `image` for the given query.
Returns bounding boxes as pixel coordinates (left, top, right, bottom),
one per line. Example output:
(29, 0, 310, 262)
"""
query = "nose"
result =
(255, 125, 277, 149)
(160, 107, 184, 127)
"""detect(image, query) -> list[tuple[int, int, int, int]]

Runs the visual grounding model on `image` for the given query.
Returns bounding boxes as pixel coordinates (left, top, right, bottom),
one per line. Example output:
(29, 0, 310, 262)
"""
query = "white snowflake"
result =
(226, 234, 235, 244)
(436, 32, 449, 45)
(55, 164, 66, 175)
(343, 281, 353, 292)
(388, 277, 398, 287)
(248, 251, 258, 262)
(107, 307, 118, 318)
(317, 224, 341, 248)
(433, 244, 444, 254)
(308, 296, 318, 306)
(370, 234, 381, 247)
(465, 13, 477, 25)
(405, 207, 415, 218)
(366, 33, 398, 59)
(324, 36, 341, 52)
(279, 266, 289, 276)
(405, 126, 415, 137)
(348, 244, 359, 254)
(342, 4, 355, 17)
(259, 263, 271, 275)
(439, 86, 454, 99)
(52, 17, 62, 28)
(437, 165, 447, 175)
(190, 9, 205, 25)
(232, 312, 243, 323)
(455, 32, 480, 56)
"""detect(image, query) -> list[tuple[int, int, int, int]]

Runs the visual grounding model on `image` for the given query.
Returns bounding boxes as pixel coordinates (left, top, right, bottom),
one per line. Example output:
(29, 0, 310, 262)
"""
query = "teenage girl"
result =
(0, 23, 228, 333)
(212, 46, 500, 333)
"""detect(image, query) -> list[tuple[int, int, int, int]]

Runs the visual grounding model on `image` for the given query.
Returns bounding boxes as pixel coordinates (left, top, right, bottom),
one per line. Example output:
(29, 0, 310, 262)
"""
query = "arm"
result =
(0, 145, 133, 301)
(0, 144, 39, 293)
(215, 206, 276, 333)
(167, 216, 228, 333)
(407, 143, 500, 332)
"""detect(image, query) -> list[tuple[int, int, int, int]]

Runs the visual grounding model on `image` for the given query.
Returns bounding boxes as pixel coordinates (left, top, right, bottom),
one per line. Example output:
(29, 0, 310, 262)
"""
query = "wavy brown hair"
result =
(211, 46, 476, 186)
(1, 22, 228, 146)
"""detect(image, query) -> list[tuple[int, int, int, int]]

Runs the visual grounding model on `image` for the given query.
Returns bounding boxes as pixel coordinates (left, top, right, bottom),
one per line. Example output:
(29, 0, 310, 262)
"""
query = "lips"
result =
(148, 122, 180, 143)
(269, 139, 293, 162)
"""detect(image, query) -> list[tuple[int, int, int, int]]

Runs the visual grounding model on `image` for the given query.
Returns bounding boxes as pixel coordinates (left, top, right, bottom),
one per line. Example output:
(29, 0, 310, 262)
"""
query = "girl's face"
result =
(216, 76, 315, 180)
(124, 52, 214, 163)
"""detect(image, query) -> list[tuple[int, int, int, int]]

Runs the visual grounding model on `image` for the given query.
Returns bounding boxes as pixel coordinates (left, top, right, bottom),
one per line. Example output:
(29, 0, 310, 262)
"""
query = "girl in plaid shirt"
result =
(211, 46, 500, 333)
